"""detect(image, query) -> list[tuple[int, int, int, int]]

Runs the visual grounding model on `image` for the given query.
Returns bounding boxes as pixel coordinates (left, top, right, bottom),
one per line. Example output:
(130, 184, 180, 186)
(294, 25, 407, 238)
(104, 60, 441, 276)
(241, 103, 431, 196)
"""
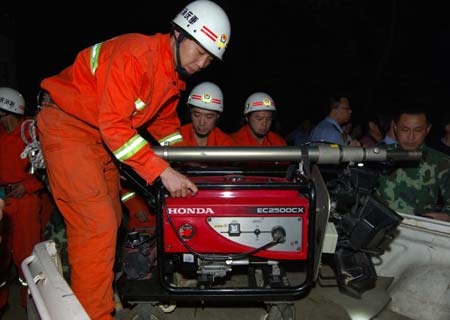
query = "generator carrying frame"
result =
(116, 146, 421, 310)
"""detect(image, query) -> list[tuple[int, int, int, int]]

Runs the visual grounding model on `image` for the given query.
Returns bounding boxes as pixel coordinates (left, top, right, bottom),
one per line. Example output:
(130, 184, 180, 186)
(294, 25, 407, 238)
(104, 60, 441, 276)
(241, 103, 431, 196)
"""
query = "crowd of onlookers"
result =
(285, 95, 450, 223)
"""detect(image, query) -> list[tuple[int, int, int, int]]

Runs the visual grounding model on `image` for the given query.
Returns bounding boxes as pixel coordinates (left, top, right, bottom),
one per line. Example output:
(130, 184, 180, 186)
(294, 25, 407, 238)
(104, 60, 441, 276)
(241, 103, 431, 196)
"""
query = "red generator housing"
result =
(164, 175, 310, 261)
(119, 172, 316, 305)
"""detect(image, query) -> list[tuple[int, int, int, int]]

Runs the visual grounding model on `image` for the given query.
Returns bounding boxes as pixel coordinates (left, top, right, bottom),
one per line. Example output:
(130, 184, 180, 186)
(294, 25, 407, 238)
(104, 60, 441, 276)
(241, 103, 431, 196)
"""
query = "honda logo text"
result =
(167, 207, 215, 214)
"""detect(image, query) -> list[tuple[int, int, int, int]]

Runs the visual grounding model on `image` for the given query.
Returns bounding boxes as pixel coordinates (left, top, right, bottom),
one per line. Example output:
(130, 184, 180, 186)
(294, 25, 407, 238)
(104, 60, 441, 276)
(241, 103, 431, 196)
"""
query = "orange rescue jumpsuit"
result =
(179, 123, 235, 146)
(230, 124, 288, 168)
(230, 124, 287, 146)
(176, 123, 236, 167)
(37, 33, 185, 320)
(39, 190, 55, 240)
(120, 187, 155, 235)
(0, 119, 44, 308)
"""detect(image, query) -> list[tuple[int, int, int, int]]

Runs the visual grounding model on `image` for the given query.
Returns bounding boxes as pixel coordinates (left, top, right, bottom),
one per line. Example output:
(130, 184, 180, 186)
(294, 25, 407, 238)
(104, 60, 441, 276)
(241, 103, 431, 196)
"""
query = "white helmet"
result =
(244, 92, 276, 115)
(0, 87, 25, 115)
(172, 0, 231, 60)
(187, 82, 223, 112)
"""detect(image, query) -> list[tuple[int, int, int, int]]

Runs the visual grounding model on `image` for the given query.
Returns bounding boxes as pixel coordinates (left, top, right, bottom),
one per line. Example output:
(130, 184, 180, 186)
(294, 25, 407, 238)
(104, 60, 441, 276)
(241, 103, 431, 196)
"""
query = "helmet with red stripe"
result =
(187, 82, 224, 112)
(244, 92, 276, 115)
(172, 0, 231, 60)
(0, 87, 25, 115)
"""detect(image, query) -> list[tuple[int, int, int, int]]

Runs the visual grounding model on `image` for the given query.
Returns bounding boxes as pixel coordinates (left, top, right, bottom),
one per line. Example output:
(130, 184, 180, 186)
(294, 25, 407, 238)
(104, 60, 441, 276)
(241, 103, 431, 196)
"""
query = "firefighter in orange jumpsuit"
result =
(179, 81, 235, 147)
(231, 92, 287, 146)
(36, 1, 231, 319)
(0, 87, 44, 309)
(231, 92, 288, 169)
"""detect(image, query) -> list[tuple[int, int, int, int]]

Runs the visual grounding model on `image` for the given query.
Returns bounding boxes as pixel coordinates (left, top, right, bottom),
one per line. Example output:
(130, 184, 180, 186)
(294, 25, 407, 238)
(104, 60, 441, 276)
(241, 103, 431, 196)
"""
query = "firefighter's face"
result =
(0, 110, 12, 126)
(179, 37, 214, 75)
(394, 113, 430, 151)
(0, 109, 8, 118)
(247, 111, 273, 137)
(190, 107, 219, 138)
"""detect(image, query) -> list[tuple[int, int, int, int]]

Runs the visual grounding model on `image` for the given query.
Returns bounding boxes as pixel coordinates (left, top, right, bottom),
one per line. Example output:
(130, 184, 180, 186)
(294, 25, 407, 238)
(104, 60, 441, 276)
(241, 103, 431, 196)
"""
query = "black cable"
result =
(162, 199, 281, 261)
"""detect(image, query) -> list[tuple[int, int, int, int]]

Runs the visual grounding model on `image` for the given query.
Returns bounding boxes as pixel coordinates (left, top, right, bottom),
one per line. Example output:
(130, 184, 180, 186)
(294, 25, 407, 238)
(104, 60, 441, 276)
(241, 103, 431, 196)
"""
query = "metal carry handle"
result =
(152, 145, 422, 164)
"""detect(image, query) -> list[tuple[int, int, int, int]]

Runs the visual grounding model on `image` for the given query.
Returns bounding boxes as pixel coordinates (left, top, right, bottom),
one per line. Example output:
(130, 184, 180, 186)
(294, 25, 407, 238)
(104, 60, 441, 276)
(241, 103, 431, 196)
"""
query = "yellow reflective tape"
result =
(113, 134, 148, 161)
(158, 132, 183, 146)
(135, 98, 146, 111)
(121, 191, 136, 202)
(90, 43, 103, 75)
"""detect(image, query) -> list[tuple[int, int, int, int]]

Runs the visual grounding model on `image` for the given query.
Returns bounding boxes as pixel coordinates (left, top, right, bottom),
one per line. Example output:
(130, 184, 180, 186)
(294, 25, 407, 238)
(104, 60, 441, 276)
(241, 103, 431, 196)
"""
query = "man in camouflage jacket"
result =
(376, 107, 450, 222)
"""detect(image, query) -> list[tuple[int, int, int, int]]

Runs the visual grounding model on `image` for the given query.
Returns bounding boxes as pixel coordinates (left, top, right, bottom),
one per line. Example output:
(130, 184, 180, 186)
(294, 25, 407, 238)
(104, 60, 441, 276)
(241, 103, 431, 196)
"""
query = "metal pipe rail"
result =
(153, 145, 422, 164)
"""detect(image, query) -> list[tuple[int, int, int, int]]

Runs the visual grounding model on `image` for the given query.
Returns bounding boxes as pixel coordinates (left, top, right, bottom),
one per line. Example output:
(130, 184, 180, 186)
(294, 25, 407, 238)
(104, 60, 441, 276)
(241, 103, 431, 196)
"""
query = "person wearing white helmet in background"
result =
(0, 87, 47, 312)
(178, 81, 235, 147)
(231, 92, 287, 146)
(36, 1, 231, 319)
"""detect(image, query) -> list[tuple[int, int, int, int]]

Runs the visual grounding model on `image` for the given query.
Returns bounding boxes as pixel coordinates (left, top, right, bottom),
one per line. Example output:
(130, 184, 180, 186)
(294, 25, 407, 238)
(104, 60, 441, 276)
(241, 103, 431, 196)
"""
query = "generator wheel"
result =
(263, 303, 296, 320)
(131, 303, 167, 320)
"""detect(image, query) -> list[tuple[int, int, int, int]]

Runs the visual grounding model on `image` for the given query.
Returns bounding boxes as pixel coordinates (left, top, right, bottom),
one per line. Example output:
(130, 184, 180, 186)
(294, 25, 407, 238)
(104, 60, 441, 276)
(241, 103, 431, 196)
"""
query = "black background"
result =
(3, 1, 450, 137)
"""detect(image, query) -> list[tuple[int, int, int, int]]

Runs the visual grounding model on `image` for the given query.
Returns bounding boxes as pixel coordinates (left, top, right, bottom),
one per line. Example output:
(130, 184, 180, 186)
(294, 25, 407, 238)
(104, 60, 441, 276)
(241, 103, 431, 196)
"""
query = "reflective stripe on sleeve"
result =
(90, 43, 103, 75)
(135, 98, 146, 111)
(113, 134, 148, 161)
(121, 191, 136, 202)
(159, 132, 183, 146)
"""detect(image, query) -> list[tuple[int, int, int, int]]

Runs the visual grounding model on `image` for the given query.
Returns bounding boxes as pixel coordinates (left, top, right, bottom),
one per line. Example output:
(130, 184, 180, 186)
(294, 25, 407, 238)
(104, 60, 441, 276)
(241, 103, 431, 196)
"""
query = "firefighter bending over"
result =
(36, 1, 231, 319)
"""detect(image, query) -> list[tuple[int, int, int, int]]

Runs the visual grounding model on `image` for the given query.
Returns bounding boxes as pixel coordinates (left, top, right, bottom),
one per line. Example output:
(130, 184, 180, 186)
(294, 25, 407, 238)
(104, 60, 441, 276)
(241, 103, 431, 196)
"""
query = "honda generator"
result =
(116, 145, 422, 319)
(118, 171, 316, 304)
(161, 173, 313, 289)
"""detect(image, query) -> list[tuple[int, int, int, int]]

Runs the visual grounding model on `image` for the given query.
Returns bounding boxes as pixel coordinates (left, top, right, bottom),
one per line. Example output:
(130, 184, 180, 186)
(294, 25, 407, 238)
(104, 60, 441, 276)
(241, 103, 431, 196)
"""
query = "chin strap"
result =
(174, 31, 191, 80)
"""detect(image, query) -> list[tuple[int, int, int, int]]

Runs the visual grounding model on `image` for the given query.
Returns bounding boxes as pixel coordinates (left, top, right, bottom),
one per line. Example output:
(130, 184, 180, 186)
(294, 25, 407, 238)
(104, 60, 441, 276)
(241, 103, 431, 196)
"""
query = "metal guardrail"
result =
(21, 241, 89, 320)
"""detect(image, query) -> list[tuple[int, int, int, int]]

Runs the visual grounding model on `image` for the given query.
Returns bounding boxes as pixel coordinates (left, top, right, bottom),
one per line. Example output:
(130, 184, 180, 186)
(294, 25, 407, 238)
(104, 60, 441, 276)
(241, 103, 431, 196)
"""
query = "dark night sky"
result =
(3, 1, 450, 137)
